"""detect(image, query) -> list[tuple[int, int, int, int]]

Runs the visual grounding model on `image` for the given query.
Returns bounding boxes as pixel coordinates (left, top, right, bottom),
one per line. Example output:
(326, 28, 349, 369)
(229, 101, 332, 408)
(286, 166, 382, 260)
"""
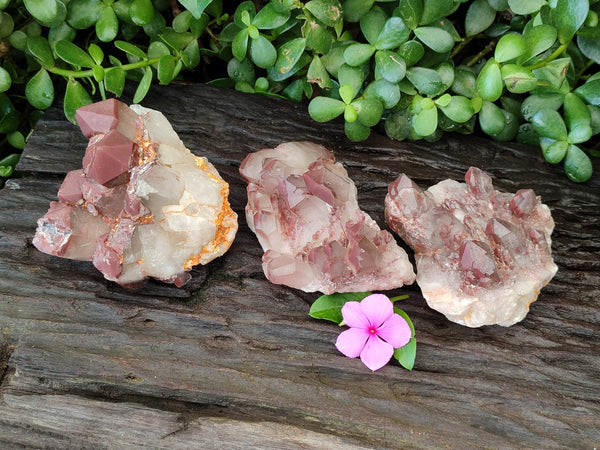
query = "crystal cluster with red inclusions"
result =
(385, 167, 558, 327)
(33, 99, 238, 287)
(239, 141, 416, 294)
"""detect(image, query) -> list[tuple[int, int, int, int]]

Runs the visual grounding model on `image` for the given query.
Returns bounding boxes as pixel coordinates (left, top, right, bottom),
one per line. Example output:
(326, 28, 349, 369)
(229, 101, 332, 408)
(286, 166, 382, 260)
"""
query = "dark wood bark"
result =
(1, 83, 599, 448)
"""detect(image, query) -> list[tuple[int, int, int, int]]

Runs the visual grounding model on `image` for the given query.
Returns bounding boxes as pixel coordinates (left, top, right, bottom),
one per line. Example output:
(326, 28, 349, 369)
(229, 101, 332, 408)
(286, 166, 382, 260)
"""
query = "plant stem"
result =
(450, 35, 475, 59)
(466, 39, 497, 67)
(389, 295, 409, 302)
(526, 42, 569, 70)
(46, 58, 161, 79)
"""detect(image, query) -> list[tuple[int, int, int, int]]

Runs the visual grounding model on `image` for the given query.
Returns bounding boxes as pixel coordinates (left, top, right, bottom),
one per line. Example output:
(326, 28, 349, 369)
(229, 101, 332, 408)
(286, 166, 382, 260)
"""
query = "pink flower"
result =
(335, 294, 411, 371)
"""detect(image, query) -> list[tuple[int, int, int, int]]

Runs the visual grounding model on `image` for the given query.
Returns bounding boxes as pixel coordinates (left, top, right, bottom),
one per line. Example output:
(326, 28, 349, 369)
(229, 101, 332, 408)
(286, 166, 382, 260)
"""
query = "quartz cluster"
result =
(33, 99, 238, 287)
(385, 167, 558, 327)
(239, 141, 416, 294)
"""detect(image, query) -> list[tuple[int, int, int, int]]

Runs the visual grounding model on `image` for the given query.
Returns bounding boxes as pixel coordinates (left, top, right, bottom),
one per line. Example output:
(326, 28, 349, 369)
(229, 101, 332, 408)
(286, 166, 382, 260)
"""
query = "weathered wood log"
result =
(1, 83, 599, 448)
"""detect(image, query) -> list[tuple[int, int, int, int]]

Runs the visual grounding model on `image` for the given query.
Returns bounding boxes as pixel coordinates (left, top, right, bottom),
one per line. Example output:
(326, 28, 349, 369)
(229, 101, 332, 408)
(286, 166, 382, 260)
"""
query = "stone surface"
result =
(33, 99, 238, 287)
(239, 141, 416, 294)
(385, 167, 558, 327)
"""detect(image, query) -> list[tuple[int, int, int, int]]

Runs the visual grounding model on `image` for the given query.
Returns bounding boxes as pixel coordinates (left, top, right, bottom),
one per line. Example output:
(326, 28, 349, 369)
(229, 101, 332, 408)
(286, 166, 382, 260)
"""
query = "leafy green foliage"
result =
(0, 0, 598, 184)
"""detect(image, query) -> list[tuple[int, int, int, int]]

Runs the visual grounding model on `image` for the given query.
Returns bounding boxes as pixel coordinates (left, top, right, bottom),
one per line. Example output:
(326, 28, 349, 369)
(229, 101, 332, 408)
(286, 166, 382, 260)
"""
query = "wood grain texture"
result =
(1, 83, 599, 448)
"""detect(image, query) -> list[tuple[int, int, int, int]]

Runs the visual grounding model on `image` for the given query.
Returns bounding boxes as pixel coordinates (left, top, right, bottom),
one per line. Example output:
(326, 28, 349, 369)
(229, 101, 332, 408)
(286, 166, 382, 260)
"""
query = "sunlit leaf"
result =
(55, 40, 95, 67)
(133, 67, 153, 103)
(64, 78, 92, 124)
(308, 292, 371, 323)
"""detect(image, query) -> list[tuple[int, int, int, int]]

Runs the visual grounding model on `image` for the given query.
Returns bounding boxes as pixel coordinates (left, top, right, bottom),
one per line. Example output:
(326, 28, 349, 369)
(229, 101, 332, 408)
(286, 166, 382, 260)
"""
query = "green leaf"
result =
(249, 34, 277, 69)
(95, 5, 119, 42)
(540, 137, 568, 163)
(232, 28, 249, 61)
(479, 100, 506, 135)
(439, 95, 474, 123)
(360, 7, 386, 46)
(0, 93, 19, 133)
(522, 24, 557, 61)
(375, 50, 406, 83)
(67, 0, 104, 30)
(304, 20, 334, 54)
(363, 79, 400, 109)
(55, 40, 95, 67)
(339, 84, 354, 104)
(465, 0, 496, 36)
(345, 119, 370, 140)
(451, 66, 477, 97)
(115, 40, 147, 58)
(394, 337, 416, 370)
(490, 109, 518, 141)
(398, 40, 424, 67)
(227, 57, 255, 83)
(564, 92, 592, 143)
(588, 105, 600, 135)
(173, 10, 193, 32)
(553, 0, 589, 44)
(376, 17, 411, 49)
(578, 35, 600, 64)
(342, 0, 374, 23)
(0, 153, 20, 177)
(575, 79, 600, 106)
(130, 0, 155, 26)
(343, 43, 375, 66)
(344, 104, 357, 122)
(396, 0, 423, 29)
(105, 67, 125, 96)
(307, 55, 332, 89)
(476, 58, 503, 102)
(7, 132, 26, 150)
(0, 66, 11, 92)
(412, 106, 438, 136)
(274, 38, 306, 75)
(133, 67, 153, 103)
(406, 66, 444, 96)
(25, 69, 54, 110)
(26, 36, 55, 68)
(420, 0, 453, 25)
(338, 64, 365, 98)
(532, 58, 570, 90)
(178, 0, 212, 19)
(501, 64, 537, 93)
(308, 292, 371, 323)
(251, 2, 290, 29)
(414, 26, 453, 53)
(88, 43, 104, 65)
(494, 33, 526, 63)
(157, 54, 177, 84)
(508, 0, 545, 15)
(308, 96, 345, 122)
(521, 93, 564, 120)
(183, 39, 201, 68)
(305, 0, 343, 27)
(64, 78, 92, 124)
(531, 108, 568, 140)
(353, 98, 383, 127)
(0, 12, 14, 40)
(385, 110, 411, 140)
(563, 144, 592, 182)
(23, 0, 58, 24)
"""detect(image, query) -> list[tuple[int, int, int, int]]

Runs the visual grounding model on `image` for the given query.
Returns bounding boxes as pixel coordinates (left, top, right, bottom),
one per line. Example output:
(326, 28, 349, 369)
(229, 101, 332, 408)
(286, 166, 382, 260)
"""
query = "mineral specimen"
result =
(385, 167, 558, 327)
(239, 141, 416, 294)
(33, 99, 238, 287)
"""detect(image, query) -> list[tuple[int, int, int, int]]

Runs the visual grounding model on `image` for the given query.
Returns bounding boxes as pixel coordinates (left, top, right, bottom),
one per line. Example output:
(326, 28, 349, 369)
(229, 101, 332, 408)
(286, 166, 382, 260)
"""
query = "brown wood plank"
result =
(1, 82, 599, 447)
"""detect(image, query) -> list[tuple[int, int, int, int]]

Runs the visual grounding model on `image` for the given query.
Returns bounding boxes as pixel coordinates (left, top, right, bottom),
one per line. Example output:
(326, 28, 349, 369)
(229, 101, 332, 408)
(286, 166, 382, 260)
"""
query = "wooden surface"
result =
(1, 83, 599, 449)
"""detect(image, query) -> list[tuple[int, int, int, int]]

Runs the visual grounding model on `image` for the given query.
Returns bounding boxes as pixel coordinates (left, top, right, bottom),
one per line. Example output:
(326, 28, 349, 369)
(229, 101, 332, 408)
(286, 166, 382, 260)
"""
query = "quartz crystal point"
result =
(33, 99, 238, 287)
(239, 141, 416, 294)
(385, 167, 558, 327)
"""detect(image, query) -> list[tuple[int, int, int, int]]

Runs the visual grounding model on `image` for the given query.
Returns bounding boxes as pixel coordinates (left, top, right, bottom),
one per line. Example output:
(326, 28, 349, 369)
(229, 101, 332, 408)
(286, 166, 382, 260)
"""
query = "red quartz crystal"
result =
(33, 99, 238, 287)
(385, 167, 557, 327)
(239, 141, 416, 294)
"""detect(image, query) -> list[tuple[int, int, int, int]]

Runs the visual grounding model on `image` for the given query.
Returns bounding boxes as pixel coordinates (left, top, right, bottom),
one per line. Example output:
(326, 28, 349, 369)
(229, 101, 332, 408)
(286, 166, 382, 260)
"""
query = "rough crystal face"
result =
(33, 99, 238, 287)
(385, 167, 558, 327)
(239, 141, 416, 294)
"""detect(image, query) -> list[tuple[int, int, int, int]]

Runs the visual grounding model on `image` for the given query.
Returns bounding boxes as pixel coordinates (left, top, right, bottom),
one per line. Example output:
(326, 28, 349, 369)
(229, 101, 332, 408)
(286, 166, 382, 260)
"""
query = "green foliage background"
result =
(0, 0, 598, 182)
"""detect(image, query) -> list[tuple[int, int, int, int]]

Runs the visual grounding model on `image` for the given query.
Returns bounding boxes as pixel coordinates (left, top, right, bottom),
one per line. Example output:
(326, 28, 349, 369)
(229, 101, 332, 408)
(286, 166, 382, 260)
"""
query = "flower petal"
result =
(360, 294, 393, 328)
(360, 335, 394, 371)
(377, 313, 412, 348)
(335, 327, 369, 358)
(341, 301, 370, 329)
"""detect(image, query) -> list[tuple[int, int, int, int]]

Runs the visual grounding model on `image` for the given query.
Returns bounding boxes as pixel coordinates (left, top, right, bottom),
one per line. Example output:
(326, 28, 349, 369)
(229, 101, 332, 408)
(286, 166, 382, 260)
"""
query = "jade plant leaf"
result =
(25, 69, 54, 110)
(63, 78, 92, 124)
